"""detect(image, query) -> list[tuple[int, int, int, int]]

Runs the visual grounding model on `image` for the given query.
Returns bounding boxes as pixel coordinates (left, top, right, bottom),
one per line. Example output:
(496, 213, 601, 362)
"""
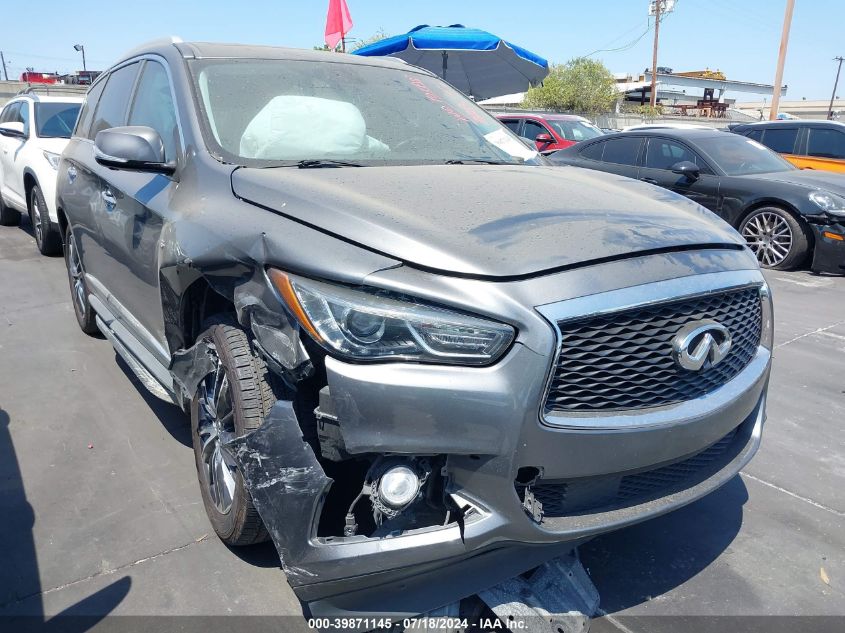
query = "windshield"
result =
(35, 102, 81, 138)
(189, 58, 541, 166)
(696, 134, 795, 176)
(548, 119, 603, 142)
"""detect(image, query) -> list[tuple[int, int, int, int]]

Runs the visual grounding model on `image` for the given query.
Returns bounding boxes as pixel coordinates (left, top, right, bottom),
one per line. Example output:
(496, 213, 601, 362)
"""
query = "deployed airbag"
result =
(239, 95, 387, 159)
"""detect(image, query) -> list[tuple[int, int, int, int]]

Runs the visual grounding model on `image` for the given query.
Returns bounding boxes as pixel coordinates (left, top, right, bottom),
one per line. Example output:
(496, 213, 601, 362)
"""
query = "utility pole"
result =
(0, 52, 8, 81)
(649, 0, 662, 108)
(769, 0, 795, 120)
(828, 56, 844, 120)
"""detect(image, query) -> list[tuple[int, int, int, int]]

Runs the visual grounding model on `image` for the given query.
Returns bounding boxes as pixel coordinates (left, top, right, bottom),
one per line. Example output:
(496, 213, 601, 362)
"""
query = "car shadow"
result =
(113, 355, 192, 448)
(580, 475, 748, 614)
(0, 409, 131, 632)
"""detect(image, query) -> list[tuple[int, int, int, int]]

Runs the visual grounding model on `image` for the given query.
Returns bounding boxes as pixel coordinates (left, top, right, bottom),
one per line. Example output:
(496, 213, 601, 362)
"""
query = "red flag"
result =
(325, 0, 353, 51)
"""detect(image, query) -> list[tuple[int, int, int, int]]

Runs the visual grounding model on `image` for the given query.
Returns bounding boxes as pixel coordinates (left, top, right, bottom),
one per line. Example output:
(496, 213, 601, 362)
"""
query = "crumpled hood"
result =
(744, 169, 845, 196)
(231, 164, 746, 278)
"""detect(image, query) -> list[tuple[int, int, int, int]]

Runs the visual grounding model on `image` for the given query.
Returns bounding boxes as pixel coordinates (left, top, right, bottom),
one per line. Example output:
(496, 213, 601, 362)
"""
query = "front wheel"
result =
(739, 206, 810, 270)
(31, 185, 62, 255)
(191, 324, 273, 546)
(64, 225, 98, 335)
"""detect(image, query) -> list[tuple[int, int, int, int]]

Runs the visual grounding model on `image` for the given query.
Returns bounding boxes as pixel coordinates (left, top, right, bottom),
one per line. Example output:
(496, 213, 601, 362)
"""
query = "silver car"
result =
(56, 40, 772, 615)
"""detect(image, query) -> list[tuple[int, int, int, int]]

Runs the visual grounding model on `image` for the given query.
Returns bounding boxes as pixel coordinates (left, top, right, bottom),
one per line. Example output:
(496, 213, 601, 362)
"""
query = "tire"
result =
(0, 196, 21, 226)
(739, 206, 811, 271)
(191, 324, 273, 546)
(64, 225, 99, 335)
(30, 185, 62, 255)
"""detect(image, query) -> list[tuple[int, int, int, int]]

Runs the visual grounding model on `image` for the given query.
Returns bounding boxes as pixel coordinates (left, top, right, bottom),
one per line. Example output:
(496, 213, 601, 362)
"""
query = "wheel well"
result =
(56, 207, 69, 242)
(23, 172, 37, 210)
(179, 276, 238, 349)
(736, 200, 815, 248)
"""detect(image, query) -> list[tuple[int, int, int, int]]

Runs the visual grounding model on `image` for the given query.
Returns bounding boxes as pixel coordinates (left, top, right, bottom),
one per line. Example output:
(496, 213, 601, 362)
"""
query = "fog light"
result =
(377, 465, 420, 508)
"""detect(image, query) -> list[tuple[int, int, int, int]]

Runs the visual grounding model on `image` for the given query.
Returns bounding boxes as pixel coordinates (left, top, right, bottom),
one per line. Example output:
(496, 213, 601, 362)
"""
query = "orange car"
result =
(729, 120, 845, 173)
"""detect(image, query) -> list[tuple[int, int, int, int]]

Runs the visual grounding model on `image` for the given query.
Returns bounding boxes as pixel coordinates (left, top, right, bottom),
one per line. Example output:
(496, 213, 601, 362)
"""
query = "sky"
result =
(2, 0, 843, 103)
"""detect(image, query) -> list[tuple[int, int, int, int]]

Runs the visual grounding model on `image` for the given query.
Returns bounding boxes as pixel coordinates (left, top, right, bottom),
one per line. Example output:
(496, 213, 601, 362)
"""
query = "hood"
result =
(231, 165, 746, 278)
(745, 169, 845, 196)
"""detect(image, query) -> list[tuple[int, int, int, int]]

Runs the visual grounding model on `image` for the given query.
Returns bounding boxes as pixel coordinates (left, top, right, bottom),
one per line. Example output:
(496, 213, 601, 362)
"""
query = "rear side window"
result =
(807, 128, 845, 159)
(89, 62, 140, 139)
(580, 140, 605, 161)
(761, 127, 798, 154)
(75, 79, 106, 138)
(499, 119, 521, 134)
(601, 137, 641, 165)
(128, 61, 179, 161)
(745, 129, 763, 142)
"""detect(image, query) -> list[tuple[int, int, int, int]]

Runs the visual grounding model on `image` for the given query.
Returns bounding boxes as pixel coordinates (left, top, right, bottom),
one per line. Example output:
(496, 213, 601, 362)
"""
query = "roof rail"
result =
(117, 36, 184, 63)
(16, 85, 89, 97)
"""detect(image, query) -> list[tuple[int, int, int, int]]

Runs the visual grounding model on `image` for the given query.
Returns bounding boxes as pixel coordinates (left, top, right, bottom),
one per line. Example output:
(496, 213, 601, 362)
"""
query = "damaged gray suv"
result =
(56, 40, 773, 616)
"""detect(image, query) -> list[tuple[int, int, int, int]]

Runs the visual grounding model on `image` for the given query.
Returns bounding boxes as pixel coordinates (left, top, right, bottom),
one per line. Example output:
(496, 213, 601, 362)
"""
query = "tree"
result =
(350, 28, 390, 52)
(522, 57, 618, 115)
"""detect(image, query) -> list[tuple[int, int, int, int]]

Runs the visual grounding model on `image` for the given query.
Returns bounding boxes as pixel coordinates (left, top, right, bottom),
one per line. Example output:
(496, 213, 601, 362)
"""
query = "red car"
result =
(496, 112, 604, 152)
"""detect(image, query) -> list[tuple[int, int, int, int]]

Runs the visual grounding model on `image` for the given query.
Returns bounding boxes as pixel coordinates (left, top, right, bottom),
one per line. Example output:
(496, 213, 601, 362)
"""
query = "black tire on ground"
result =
(64, 225, 99, 335)
(31, 185, 62, 255)
(738, 205, 811, 271)
(191, 324, 273, 546)
(0, 197, 21, 226)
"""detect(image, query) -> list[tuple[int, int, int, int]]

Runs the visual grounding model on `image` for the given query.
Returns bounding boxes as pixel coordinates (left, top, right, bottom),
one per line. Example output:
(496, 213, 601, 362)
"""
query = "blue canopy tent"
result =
(352, 24, 549, 100)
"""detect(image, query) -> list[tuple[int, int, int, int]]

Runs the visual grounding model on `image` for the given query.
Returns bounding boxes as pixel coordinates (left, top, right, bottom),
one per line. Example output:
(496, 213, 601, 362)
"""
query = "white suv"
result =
(0, 89, 84, 254)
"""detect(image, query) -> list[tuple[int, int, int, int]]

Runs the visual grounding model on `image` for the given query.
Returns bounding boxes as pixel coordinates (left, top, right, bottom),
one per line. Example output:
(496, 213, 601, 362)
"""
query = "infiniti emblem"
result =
(672, 320, 732, 371)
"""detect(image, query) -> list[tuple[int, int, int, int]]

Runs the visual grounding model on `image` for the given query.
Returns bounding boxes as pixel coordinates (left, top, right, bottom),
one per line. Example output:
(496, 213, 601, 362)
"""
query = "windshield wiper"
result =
(296, 159, 363, 168)
(263, 159, 364, 169)
(444, 159, 515, 165)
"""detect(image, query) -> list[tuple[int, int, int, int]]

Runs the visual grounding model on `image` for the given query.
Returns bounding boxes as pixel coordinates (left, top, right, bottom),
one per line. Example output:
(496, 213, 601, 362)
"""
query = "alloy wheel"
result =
(31, 195, 43, 246)
(196, 362, 238, 514)
(67, 238, 87, 315)
(741, 211, 793, 267)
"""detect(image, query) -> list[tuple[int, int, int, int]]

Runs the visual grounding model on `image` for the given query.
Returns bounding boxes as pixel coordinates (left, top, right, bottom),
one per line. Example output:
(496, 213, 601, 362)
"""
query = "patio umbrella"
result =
(352, 24, 549, 100)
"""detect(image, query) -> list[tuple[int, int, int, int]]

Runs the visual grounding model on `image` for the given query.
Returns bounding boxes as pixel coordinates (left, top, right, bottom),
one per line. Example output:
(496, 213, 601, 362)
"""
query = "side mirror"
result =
(670, 160, 700, 180)
(535, 133, 554, 145)
(0, 122, 26, 138)
(94, 126, 175, 174)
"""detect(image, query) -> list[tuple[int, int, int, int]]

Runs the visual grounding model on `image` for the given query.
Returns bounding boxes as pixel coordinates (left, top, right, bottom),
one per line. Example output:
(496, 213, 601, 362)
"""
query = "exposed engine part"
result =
(314, 386, 349, 462)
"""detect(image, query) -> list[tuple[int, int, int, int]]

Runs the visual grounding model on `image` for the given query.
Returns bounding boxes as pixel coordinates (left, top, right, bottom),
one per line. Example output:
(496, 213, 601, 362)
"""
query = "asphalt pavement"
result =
(1, 218, 843, 632)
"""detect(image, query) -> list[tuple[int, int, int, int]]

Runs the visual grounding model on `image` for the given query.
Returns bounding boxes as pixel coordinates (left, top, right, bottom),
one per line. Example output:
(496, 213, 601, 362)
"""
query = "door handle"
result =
(67, 165, 77, 182)
(640, 177, 658, 184)
(101, 189, 117, 211)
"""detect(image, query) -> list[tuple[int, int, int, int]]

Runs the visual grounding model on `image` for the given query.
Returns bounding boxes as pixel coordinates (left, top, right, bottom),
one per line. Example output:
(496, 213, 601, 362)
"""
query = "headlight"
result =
(267, 269, 515, 365)
(808, 191, 845, 217)
(43, 151, 61, 170)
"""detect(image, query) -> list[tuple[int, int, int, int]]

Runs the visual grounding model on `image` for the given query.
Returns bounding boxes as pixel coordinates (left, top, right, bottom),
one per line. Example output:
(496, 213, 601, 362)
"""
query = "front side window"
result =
(761, 127, 798, 154)
(74, 79, 106, 139)
(128, 61, 179, 161)
(0, 102, 21, 125)
(580, 140, 605, 161)
(35, 102, 81, 138)
(189, 59, 541, 166)
(601, 136, 641, 165)
(548, 119, 603, 142)
(807, 128, 845, 159)
(521, 120, 550, 141)
(89, 62, 140, 139)
(644, 138, 706, 171)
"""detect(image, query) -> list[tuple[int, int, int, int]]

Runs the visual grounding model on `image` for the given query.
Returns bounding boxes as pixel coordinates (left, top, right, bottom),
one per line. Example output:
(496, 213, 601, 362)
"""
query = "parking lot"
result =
(1, 216, 843, 631)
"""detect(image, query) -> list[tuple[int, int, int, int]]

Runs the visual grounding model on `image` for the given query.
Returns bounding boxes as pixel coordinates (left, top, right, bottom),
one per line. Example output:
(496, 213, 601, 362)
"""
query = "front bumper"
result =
(233, 254, 771, 616)
(810, 221, 845, 274)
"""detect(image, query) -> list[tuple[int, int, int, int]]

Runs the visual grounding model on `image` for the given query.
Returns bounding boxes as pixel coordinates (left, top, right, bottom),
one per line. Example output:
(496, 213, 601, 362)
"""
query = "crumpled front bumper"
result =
(810, 221, 845, 274)
(227, 338, 769, 616)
